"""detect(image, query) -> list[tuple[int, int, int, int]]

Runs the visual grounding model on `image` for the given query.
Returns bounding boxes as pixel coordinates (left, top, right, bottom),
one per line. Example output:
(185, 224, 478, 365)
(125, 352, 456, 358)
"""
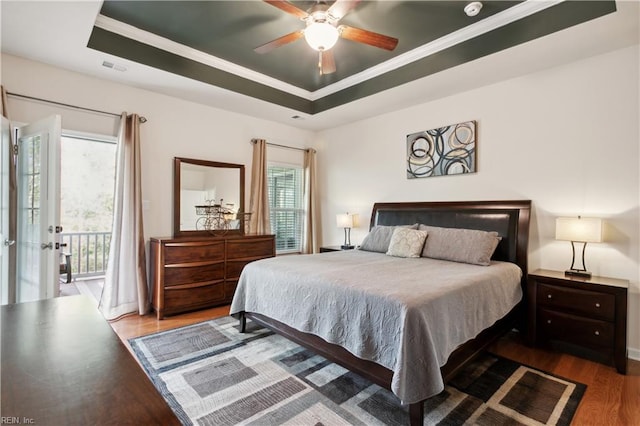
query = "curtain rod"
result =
(7, 92, 147, 123)
(251, 139, 315, 153)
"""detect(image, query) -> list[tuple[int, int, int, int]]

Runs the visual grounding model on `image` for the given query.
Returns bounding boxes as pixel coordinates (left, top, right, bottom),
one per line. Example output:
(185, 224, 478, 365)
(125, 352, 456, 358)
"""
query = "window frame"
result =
(267, 161, 305, 254)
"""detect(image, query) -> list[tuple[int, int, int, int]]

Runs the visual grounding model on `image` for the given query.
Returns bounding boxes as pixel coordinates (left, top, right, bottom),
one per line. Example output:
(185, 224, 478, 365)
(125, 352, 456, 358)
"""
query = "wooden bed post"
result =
(239, 312, 246, 333)
(409, 402, 424, 426)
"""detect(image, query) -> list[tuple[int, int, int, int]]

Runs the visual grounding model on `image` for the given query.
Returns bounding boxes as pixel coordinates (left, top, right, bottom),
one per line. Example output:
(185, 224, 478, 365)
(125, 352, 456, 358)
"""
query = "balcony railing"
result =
(60, 232, 111, 279)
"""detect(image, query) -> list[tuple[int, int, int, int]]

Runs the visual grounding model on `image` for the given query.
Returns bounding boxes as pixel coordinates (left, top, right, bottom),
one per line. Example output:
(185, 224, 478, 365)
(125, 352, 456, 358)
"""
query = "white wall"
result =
(2, 45, 639, 356)
(315, 45, 640, 356)
(1, 54, 314, 241)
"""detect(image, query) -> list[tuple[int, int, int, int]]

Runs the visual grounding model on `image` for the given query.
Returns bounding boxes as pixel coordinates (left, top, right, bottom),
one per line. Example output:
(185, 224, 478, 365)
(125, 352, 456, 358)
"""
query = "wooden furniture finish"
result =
(239, 200, 531, 426)
(1, 296, 180, 425)
(173, 157, 245, 237)
(319, 245, 355, 253)
(527, 268, 628, 374)
(151, 234, 275, 319)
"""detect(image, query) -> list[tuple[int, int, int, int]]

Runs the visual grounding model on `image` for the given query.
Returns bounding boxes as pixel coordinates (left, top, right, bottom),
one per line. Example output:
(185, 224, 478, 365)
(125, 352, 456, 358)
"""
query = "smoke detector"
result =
(464, 2, 483, 17)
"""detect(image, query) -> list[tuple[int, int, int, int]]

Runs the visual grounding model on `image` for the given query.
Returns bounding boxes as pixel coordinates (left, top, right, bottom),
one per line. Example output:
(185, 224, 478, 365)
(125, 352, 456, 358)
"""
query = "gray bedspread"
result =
(229, 249, 522, 404)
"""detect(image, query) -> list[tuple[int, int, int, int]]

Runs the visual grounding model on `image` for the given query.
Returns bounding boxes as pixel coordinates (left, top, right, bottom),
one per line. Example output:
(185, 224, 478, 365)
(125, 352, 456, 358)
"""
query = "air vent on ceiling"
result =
(102, 60, 127, 72)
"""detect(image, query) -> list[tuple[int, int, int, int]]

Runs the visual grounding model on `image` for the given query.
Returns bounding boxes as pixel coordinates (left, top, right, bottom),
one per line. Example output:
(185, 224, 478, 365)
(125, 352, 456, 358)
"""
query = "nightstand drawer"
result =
(537, 283, 615, 321)
(538, 308, 614, 349)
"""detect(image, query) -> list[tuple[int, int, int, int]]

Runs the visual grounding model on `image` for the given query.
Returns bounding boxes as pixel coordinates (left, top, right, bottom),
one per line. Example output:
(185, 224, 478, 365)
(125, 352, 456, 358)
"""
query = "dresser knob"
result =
(547, 294, 552, 299)
(547, 320, 551, 324)
(595, 330, 600, 336)
(595, 303, 600, 308)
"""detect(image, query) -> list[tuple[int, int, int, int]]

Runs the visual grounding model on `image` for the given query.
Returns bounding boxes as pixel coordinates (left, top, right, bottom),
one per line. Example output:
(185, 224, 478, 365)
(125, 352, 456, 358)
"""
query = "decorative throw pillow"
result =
(419, 225, 501, 266)
(359, 224, 419, 253)
(386, 228, 428, 258)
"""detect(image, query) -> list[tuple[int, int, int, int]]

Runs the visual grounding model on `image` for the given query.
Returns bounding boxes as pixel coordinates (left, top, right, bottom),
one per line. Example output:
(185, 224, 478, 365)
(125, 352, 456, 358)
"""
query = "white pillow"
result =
(386, 228, 428, 258)
(359, 224, 419, 253)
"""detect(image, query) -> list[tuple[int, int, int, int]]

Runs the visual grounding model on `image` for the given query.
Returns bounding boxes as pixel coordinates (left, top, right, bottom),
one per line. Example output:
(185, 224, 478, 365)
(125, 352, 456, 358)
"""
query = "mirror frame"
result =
(173, 157, 245, 238)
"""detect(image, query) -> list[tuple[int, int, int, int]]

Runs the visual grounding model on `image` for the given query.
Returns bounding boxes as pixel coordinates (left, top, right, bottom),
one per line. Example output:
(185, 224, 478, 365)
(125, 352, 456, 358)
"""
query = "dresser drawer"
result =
(538, 308, 614, 349)
(537, 283, 615, 321)
(164, 282, 225, 311)
(164, 241, 224, 264)
(226, 258, 268, 280)
(227, 237, 274, 259)
(224, 280, 238, 299)
(164, 261, 224, 286)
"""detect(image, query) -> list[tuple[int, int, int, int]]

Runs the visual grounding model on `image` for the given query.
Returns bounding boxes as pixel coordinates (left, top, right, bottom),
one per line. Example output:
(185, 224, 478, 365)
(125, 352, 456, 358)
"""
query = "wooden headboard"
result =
(370, 200, 531, 279)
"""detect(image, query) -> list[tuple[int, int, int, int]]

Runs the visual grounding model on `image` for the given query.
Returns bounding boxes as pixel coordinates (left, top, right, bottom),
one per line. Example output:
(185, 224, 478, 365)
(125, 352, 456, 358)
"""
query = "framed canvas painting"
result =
(406, 120, 476, 179)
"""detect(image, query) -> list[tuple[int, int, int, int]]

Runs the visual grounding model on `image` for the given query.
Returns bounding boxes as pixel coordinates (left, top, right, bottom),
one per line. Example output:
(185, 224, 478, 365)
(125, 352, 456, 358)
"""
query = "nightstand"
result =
(527, 269, 628, 374)
(319, 245, 355, 253)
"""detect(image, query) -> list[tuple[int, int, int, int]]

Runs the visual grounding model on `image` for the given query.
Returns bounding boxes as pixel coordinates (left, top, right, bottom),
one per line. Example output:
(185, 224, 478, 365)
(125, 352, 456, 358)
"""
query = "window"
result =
(267, 164, 304, 253)
(60, 133, 116, 277)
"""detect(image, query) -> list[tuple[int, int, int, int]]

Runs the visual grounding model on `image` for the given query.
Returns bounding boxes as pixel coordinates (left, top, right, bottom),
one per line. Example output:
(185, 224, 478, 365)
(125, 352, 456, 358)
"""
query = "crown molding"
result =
(95, 0, 564, 102)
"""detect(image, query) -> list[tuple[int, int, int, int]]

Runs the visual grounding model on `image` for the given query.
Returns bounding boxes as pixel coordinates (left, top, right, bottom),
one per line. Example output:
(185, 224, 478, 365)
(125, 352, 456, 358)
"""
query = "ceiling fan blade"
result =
(254, 30, 304, 54)
(319, 50, 336, 75)
(327, 0, 361, 20)
(339, 25, 398, 51)
(263, 0, 309, 19)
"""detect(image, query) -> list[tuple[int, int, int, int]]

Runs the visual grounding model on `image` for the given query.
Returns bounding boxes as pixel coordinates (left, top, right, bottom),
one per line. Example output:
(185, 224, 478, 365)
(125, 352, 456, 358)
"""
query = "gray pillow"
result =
(419, 225, 501, 266)
(359, 224, 419, 253)
(386, 228, 428, 258)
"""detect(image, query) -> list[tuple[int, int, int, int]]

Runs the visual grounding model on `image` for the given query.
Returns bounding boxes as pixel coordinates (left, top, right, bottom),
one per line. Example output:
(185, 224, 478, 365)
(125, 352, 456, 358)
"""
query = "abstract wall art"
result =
(406, 120, 477, 179)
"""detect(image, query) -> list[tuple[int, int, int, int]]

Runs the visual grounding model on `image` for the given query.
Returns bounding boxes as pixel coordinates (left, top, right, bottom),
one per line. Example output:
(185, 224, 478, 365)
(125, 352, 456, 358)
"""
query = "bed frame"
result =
(239, 200, 531, 425)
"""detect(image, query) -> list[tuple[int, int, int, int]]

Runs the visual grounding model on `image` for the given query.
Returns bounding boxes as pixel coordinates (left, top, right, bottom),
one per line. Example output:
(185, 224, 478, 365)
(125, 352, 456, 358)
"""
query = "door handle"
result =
(41, 242, 54, 250)
(4, 239, 15, 247)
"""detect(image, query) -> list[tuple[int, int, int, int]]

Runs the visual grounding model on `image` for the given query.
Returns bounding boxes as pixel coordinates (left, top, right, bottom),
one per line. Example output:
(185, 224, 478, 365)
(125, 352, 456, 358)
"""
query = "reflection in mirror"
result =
(181, 165, 239, 231)
(173, 158, 245, 237)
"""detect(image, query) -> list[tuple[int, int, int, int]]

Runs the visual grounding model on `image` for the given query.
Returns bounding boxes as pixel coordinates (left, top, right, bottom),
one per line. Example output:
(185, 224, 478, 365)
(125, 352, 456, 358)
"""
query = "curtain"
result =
(248, 138, 271, 234)
(302, 149, 320, 254)
(99, 113, 149, 320)
(1, 86, 17, 303)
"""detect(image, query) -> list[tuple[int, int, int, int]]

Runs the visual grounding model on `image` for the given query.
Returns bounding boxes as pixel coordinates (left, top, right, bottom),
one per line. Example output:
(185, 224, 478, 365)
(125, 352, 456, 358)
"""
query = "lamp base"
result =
(340, 244, 354, 250)
(565, 269, 592, 278)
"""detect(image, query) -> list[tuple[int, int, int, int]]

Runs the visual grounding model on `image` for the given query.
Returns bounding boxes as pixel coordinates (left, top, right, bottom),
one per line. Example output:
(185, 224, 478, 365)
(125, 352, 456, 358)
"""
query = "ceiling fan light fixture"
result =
(304, 22, 339, 51)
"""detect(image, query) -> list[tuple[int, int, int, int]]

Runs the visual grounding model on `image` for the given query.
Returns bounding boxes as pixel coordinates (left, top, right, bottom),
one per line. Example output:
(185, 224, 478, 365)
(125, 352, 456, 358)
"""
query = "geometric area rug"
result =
(129, 316, 586, 426)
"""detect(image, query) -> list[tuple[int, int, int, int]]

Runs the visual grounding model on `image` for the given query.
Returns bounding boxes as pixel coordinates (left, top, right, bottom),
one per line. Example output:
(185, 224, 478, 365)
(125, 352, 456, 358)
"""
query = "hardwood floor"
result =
(110, 306, 639, 425)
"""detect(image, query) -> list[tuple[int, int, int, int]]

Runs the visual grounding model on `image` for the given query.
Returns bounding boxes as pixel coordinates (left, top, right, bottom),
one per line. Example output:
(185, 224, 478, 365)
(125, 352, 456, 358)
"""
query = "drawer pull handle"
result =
(594, 330, 600, 336)
(547, 320, 551, 324)
(547, 294, 552, 299)
(595, 303, 600, 308)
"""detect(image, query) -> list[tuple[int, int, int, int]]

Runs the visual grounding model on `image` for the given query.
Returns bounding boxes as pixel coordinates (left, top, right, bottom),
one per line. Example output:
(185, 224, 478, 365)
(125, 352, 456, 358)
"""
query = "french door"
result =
(0, 117, 10, 304)
(15, 115, 61, 302)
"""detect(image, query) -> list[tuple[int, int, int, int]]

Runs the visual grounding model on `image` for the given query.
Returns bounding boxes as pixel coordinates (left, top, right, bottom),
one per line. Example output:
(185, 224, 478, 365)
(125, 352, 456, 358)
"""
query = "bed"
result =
(230, 200, 531, 425)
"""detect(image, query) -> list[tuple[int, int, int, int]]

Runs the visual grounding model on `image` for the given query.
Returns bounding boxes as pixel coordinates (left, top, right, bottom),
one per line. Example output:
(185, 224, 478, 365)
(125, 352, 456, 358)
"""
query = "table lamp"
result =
(555, 216, 602, 277)
(336, 213, 358, 249)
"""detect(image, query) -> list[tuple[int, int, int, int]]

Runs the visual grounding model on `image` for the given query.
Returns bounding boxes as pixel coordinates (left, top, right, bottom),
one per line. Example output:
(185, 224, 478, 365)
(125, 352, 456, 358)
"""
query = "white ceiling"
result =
(1, 1, 638, 131)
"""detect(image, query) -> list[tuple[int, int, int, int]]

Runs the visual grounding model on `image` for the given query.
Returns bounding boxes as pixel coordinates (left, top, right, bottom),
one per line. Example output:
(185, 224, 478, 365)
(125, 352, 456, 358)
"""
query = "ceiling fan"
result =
(255, 0, 399, 75)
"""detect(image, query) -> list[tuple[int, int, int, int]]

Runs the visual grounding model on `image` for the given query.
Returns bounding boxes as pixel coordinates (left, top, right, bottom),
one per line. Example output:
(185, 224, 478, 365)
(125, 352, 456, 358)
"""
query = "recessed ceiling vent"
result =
(102, 60, 127, 72)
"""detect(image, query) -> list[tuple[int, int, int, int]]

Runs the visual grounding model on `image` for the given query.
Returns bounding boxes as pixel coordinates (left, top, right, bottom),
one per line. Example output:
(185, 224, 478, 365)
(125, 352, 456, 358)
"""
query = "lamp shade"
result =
(304, 22, 339, 51)
(336, 213, 353, 228)
(555, 217, 603, 243)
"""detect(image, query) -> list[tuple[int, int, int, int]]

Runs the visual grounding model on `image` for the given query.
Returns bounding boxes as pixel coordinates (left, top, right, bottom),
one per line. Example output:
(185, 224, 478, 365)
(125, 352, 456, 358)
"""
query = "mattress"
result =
(230, 249, 522, 403)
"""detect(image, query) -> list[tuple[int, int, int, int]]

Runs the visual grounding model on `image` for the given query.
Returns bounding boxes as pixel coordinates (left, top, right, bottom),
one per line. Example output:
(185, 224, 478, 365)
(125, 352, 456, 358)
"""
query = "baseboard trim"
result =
(628, 347, 640, 361)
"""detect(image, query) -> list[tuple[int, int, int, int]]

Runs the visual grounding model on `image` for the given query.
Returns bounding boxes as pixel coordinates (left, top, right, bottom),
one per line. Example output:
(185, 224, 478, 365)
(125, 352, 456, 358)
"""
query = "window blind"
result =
(267, 165, 304, 253)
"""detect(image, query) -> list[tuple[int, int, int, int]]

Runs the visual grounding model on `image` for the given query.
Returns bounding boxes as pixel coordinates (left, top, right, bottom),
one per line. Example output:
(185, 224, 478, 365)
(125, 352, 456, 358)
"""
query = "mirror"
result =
(173, 157, 245, 237)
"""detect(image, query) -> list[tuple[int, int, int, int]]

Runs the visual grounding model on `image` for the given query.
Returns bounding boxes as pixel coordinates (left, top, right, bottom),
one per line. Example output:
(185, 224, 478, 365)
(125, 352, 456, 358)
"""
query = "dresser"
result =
(150, 234, 275, 319)
(527, 269, 628, 374)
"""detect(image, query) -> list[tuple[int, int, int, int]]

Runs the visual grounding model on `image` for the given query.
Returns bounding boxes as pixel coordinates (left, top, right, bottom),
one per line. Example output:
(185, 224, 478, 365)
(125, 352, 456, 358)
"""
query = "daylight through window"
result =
(267, 164, 304, 253)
